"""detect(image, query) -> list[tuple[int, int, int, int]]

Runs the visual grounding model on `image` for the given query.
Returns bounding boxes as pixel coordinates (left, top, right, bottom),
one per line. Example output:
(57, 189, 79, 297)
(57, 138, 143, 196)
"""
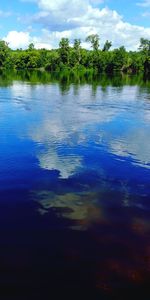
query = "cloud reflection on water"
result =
(8, 78, 150, 199)
(17, 82, 150, 178)
(11, 76, 150, 296)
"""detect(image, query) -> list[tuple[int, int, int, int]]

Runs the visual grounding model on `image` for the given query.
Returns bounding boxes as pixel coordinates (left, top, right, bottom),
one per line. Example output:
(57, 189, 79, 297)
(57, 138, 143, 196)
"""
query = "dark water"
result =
(0, 70, 150, 299)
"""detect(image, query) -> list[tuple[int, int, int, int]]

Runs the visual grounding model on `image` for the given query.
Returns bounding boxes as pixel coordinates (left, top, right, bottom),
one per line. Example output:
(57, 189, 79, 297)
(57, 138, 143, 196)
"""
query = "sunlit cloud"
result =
(2, 0, 150, 50)
(3, 31, 31, 49)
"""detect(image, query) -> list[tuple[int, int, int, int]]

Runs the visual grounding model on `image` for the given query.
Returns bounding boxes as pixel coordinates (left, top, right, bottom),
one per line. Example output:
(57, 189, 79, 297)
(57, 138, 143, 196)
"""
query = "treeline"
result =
(0, 35, 150, 73)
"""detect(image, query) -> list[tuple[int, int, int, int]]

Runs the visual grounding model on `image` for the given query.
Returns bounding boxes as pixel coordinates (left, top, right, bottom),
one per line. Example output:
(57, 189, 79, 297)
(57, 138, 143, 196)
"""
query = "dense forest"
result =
(0, 35, 150, 74)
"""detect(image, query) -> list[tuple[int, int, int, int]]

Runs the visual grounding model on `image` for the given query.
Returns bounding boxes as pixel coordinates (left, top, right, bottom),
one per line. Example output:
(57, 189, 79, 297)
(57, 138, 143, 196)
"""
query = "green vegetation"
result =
(0, 36, 150, 74)
(1, 69, 150, 88)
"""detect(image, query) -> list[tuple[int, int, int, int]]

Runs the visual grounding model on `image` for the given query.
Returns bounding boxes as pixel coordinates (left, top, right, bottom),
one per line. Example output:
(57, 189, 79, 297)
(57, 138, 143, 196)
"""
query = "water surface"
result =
(0, 70, 150, 299)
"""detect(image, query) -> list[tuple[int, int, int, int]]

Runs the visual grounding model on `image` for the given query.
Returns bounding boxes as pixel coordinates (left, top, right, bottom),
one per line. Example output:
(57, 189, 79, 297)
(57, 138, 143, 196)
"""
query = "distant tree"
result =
(59, 38, 70, 65)
(0, 40, 10, 67)
(80, 48, 90, 67)
(13, 50, 41, 69)
(28, 43, 35, 51)
(45, 51, 60, 71)
(0, 35, 149, 74)
(86, 34, 100, 51)
(128, 52, 143, 73)
(72, 39, 81, 65)
(112, 46, 127, 70)
(39, 49, 49, 67)
(139, 38, 150, 73)
(139, 38, 150, 54)
(74, 39, 81, 51)
(103, 40, 112, 51)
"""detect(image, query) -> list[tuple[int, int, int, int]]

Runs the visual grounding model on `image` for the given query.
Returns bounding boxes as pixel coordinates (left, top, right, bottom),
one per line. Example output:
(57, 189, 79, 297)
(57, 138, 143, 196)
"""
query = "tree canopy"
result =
(0, 37, 149, 74)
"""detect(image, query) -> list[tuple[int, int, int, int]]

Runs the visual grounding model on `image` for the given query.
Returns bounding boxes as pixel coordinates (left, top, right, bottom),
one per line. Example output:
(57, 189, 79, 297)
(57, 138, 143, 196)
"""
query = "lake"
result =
(0, 70, 150, 299)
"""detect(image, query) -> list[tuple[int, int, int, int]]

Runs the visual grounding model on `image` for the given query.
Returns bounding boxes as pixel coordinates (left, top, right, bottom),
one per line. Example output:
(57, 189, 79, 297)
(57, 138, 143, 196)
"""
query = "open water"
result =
(0, 70, 150, 299)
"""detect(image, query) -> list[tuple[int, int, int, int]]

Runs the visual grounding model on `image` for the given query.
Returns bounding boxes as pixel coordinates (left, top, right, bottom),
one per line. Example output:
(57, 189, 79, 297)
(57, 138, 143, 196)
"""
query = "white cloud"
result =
(23, 0, 150, 50)
(25, 0, 104, 11)
(34, 7, 150, 50)
(33, 42, 51, 49)
(3, 0, 150, 50)
(3, 31, 31, 49)
(3, 30, 52, 50)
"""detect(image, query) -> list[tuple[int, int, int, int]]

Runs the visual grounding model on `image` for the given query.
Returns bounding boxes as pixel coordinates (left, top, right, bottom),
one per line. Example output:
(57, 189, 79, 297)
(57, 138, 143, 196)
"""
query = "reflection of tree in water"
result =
(59, 75, 70, 94)
(0, 69, 150, 90)
(32, 190, 106, 230)
(32, 187, 150, 297)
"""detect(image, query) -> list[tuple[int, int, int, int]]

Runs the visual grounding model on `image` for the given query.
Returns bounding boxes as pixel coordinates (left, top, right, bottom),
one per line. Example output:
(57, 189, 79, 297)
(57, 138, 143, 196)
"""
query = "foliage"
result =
(59, 38, 70, 65)
(0, 37, 149, 74)
(102, 40, 112, 52)
(0, 40, 10, 67)
(86, 34, 100, 51)
(139, 38, 150, 73)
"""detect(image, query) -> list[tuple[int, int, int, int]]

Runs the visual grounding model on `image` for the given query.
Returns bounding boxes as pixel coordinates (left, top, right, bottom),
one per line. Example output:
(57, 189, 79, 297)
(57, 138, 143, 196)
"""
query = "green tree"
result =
(112, 46, 127, 70)
(72, 39, 81, 65)
(0, 40, 10, 67)
(28, 43, 35, 51)
(45, 51, 60, 71)
(139, 38, 150, 54)
(74, 39, 81, 51)
(103, 40, 112, 51)
(59, 38, 70, 65)
(80, 49, 90, 68)
(139, 38, 150, 73)
(85, 34, 100, 51)
(39, 49, 49, 67)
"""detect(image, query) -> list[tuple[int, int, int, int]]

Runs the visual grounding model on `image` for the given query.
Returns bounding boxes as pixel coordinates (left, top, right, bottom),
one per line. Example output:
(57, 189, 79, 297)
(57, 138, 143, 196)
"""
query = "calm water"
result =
(0, 70, 150, 299)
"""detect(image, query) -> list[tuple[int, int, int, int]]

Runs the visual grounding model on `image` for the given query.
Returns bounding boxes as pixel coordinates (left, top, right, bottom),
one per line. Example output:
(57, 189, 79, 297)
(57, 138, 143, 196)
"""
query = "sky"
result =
(0, 0, 150, 50)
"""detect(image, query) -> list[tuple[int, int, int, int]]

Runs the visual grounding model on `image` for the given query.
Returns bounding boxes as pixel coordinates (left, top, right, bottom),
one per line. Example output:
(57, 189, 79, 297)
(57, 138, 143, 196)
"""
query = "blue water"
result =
(0, 72, 150, 299)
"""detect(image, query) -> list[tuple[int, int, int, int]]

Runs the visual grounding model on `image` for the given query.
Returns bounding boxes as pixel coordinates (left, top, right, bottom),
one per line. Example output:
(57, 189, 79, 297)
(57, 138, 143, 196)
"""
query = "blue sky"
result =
(1, 0, 150, 50)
